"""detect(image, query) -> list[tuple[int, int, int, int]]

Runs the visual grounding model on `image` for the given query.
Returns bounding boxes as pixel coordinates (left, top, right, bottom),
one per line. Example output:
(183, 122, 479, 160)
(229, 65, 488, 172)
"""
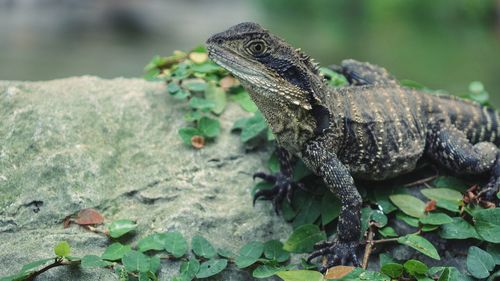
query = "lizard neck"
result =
(242, 81, 317, 154)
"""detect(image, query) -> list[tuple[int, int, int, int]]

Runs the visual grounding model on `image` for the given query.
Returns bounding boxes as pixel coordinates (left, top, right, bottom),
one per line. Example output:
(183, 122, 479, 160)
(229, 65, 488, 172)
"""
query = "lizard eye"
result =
(247, 41, 266, 56)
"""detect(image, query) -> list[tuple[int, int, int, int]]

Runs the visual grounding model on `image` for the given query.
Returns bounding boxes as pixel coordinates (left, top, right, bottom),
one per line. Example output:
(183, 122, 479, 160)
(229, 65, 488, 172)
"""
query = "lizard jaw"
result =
(207, 45, 278, 88)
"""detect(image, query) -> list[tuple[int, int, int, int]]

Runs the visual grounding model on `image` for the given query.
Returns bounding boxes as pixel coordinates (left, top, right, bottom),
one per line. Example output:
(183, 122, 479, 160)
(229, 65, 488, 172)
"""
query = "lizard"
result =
(206, 22, 500, 269)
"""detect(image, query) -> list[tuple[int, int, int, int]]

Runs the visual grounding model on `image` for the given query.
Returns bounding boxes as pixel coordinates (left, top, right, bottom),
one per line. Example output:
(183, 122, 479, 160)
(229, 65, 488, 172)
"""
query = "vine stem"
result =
(403, 174, 438, 187)
(362, 225, 375, 269)
(26, 258, 77, 281)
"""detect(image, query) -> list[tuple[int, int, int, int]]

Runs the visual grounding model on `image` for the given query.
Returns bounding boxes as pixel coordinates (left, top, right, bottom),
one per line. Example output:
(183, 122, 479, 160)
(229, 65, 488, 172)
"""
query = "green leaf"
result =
(149, 256, 160, 273)
(397, 234, 440, 260)
(450, 267, 474, 281)
(167, 82, 180, 94)
(184, 111, 202, 122)
(371, 210, 388, 228)
(54, 241, 71, 257)
(464, 81, 490, 105)
(179, 259, 200, 281)
(435, 200, 460, 213)
(144, 55, 168, 71)
(439, 217, 480, 240)
(191, 62, 221, 74)
(420, 188, 463, 202)
(282, 200, 298, 222)
(253, 264, 284, 278)
(267, 152, 280, 173)
(195, 259, 228, 278)
(379, 253, 396, 267)
(421, 224, 439, 232)
(204, 82, 227, 114)
(276, 270, 323, 281)
(437, 267, 451, 281)
(20, 258, 54, 273)
(107, 219, 137, 238)
(360, 207, 375, 238)
(178, 127, 201, 145)
(434, 267, 474, 281)
(122, 250, 150, 273)
(137, 233, 167, 252)
(235, 241, 264, 268)
(137, 271, 153, 281)
(232, 91, 258, 112)
(283, 224, 326, 253)
(404, 259, 428, 276)
(473, 208, 500, 243)
(264, 240, 290, 263)
(320, 192, 341, 225)
(81, 255, 111, 268)
(467, 246, 494, 279)
(164, 231, 188, 258)
(432, 177, 468, 192)
(374, 188, 397, 214)
(380, 263, 403, 278)
(198, 117, 220, 138)
(172, 90, 190, 100)
(389, 194, 426, 218)
(320, 67, 349, 87)
(292, 160, 312, 181)
(355, 271, 391, 280)
(234, 112, 268, 142)
(183, 80, 207, 92)
(188, 97, 214, 110)
(102, 242, 132, 261)
(292, 195, 322, 228)
(217, 248, 236, 259)
(420, 212, 453, 225)
(396, 211, 419, 227)
(379, 226, 398, 238)
(191, 235, 216, 259)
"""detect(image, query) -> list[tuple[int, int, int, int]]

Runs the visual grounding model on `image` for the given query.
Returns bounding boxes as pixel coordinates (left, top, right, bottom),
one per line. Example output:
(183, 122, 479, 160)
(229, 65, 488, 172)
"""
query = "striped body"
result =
(323, 85, 500, 180)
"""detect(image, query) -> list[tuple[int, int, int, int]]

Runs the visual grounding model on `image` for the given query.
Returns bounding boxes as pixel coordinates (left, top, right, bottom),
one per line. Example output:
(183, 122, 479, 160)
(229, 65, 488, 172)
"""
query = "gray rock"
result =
(0, 77, 290, 280)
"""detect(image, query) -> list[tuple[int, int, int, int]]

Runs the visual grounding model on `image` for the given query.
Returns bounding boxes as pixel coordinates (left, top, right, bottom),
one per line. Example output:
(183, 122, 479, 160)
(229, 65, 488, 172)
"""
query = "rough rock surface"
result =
(0, 77, 290, 280)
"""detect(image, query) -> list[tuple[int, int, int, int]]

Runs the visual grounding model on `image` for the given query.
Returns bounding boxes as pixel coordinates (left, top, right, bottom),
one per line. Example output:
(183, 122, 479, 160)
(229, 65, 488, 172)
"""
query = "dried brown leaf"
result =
(75, 208, 104, 225)
(325, 265, 355, 279)
(191, 135, 205, 149)
(424, 200, 437, 212)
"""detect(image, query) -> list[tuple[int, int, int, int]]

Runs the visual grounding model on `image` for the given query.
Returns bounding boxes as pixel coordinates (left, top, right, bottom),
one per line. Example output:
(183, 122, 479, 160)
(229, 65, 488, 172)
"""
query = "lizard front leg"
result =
(301, 140, 362, 269)
(426, 121, 499, 202)
(253, 147, 303, 213)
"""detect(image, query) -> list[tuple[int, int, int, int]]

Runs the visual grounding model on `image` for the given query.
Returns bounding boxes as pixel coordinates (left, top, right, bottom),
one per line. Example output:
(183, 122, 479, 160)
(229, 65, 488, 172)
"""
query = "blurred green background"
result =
(1, 0, 499, 104)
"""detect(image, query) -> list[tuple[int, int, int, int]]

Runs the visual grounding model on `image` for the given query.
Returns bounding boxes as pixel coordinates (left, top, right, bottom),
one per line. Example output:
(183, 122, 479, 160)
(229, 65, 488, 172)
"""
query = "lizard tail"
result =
(437, 95, 500, 146)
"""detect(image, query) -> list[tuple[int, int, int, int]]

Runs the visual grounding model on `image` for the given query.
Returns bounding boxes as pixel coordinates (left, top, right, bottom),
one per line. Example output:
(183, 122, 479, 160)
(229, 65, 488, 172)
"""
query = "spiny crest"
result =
(295, 48, 321, 75)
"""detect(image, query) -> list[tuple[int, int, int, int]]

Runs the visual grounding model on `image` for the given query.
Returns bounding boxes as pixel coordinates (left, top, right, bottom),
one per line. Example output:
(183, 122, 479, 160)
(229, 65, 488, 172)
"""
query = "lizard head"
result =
(206, 22, 325, 111)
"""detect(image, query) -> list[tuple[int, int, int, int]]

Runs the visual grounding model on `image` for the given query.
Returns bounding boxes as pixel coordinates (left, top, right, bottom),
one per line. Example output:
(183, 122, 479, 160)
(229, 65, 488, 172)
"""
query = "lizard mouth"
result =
(207, 45, 273, 83)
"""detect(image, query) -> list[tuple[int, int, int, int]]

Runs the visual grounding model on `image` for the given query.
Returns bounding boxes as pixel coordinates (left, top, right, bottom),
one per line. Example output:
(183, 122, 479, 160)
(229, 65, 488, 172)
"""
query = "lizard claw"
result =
(307, 239, 361, 273)
(252, 171, 298, 214)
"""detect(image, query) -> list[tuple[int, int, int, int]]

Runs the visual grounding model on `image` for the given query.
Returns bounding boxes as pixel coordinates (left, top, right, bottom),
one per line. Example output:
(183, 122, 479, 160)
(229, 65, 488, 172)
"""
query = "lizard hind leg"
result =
(328, 59, 399, 86)
(426, 122, 499, 202)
